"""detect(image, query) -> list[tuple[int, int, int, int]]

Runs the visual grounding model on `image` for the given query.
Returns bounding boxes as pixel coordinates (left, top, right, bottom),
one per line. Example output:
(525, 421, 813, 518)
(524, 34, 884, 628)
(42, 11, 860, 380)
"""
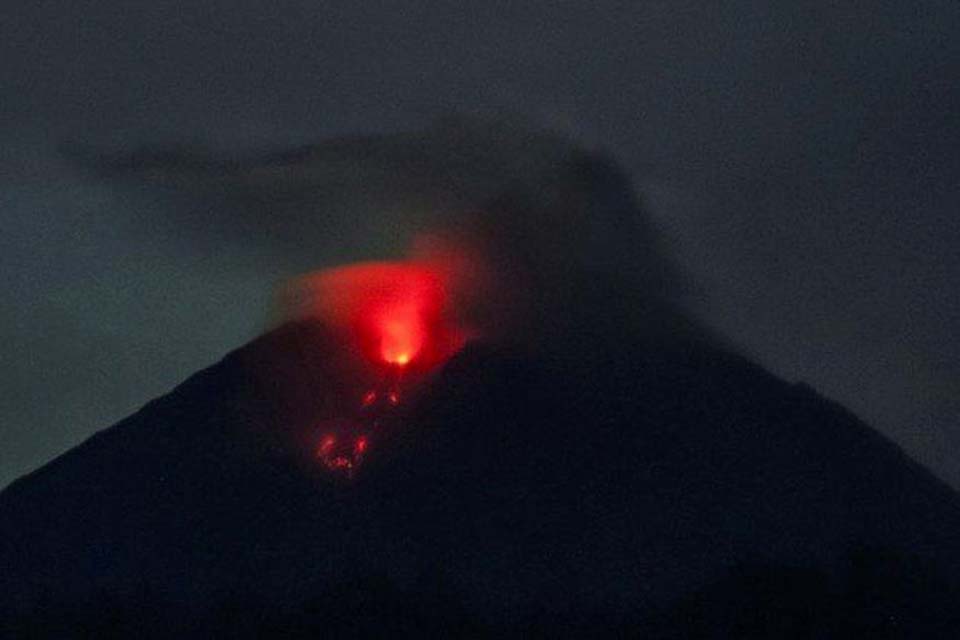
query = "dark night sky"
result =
(1, 1, 958, 489)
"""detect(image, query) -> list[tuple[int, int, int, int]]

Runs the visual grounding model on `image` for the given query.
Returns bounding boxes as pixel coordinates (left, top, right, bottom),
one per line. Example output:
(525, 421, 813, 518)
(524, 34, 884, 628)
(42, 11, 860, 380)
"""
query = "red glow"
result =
(317, 431, 367, 475)
(287, 261, 469, 371)
(328, 456, 352, 470)
(375, 303, 422, 365)
(318, 434, 336, 455)
(283, 250, 486, 478)
(355, 437, 368, 454)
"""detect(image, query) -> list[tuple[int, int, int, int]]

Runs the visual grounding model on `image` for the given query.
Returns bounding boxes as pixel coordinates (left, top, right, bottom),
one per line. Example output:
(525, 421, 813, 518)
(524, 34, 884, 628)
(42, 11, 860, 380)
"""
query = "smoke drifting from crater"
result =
(83, 118, 715, 359)
(91, 119, 721, 483)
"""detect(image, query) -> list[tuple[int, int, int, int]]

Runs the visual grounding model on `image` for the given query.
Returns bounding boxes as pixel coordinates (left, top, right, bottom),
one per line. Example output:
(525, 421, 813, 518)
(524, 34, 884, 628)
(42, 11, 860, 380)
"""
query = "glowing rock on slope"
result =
(282, 257, 478, 478)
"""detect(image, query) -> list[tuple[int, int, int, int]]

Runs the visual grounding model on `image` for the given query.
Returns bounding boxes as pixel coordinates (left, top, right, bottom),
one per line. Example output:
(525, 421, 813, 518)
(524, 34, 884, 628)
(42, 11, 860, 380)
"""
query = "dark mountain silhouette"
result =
(9, 120, 959, 636)
(2, 319, 959, 637)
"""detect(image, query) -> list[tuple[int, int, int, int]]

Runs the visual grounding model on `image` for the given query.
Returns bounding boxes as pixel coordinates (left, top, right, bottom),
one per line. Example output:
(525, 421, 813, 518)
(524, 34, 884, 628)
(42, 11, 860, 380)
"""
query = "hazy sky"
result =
(2, 1, 958, 489)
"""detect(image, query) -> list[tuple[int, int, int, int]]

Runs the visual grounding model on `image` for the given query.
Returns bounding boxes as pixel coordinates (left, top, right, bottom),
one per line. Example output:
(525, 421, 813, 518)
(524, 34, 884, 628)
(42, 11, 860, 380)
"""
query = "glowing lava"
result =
(282, 257, 479, 478)
(283, 260, 469, 372)
(375, 304, 423, 366)
(316, 431, 370, 477)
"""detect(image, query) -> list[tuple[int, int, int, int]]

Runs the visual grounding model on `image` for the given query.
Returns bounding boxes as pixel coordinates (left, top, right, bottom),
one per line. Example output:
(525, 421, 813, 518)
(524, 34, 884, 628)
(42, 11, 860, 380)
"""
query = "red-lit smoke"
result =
(282, 259, 472, 373)
(274, 238, 495, 477)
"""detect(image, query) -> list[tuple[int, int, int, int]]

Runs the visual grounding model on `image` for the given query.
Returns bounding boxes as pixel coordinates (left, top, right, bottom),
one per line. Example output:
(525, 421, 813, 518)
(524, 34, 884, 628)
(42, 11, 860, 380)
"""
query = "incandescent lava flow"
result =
(277, 255, 476, 477)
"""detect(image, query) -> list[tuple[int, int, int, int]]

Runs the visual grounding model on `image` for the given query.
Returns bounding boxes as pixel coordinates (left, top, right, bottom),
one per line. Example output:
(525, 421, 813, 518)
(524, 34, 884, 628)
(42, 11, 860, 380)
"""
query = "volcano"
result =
(8, 120, 960, 636)
(2, 318, 960, 637)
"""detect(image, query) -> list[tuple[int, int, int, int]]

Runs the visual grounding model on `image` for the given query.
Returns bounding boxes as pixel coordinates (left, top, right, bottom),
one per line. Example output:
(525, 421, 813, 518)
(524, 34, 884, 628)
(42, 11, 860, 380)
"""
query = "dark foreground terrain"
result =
(2, 321, 959, 637)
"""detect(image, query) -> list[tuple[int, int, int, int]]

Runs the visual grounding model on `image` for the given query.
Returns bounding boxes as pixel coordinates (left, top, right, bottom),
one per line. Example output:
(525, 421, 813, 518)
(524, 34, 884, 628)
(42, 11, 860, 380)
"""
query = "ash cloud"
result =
(71, 117, 717, 354)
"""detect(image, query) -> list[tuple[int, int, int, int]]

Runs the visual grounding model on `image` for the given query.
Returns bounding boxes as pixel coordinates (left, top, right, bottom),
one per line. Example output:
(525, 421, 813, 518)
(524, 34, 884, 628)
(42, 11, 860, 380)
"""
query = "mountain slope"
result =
(2, 320, 959, 637)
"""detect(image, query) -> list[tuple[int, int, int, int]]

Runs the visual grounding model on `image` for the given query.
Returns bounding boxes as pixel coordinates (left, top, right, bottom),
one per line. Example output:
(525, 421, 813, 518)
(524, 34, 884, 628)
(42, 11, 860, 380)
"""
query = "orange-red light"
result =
(283, 251, 486, 479)
(355, 437, 368, 454)
(283, 260, 470, 371)
(378, 308, 422, 366)
(318, 434, 336, 457)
